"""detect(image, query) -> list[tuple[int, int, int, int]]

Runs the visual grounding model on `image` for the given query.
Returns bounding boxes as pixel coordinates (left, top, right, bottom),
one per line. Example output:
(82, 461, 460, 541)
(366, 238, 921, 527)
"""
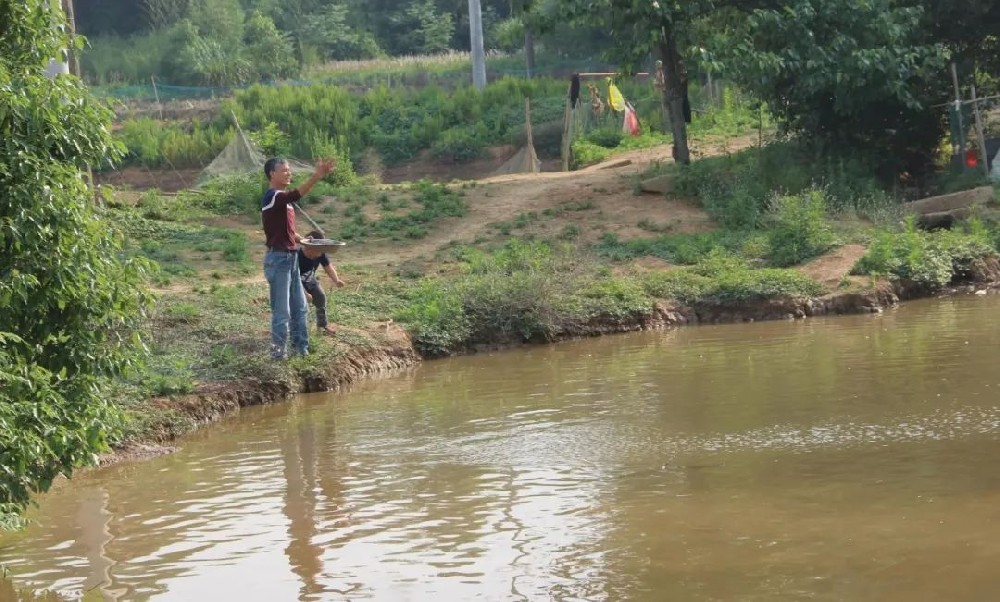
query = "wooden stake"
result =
(561, 98, 572, 172)
(524, 97, 539, 173)
(524, 98, 534, 149)
(151, 76, 163, 120)
(971, 84, 991, 178)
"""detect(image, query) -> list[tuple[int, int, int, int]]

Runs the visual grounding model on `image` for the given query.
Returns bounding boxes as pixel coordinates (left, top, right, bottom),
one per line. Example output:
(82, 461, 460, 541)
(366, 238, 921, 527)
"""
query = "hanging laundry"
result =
(623, 104, 641, 136)
(607, 80, 626, 112)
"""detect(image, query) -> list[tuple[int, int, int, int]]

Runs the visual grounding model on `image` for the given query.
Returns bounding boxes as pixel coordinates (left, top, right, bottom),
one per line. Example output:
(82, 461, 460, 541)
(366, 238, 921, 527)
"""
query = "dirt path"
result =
(344, 138, 748, 271)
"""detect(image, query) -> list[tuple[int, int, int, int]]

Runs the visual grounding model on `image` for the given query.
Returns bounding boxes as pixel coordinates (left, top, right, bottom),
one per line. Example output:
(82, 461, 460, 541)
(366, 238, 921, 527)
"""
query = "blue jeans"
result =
(263, 249, 309, 358)
(301, 275, 329, 328)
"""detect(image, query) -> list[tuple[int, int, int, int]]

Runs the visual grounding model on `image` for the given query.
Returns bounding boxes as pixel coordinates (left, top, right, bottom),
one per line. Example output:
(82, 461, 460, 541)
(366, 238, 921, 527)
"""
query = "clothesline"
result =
(575, 72, 651, 77)
(931, 94, 1000, 108)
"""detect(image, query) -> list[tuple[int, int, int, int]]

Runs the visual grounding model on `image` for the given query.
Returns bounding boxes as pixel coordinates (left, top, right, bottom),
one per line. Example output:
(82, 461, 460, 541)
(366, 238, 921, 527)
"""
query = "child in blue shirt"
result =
(297, 230, 345, 335)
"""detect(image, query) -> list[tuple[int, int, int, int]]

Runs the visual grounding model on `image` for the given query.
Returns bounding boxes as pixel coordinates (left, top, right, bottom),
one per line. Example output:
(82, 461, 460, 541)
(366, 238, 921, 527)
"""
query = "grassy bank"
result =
(101, 136, 1000, 453)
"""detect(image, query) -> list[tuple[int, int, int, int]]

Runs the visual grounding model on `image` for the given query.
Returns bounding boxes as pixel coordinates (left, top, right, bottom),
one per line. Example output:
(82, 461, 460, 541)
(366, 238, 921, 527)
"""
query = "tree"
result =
(919, 0, 1000, 75)
(722, 0, 948, 176)
(299, 4, 383, 61)
(76, 0, 150, 36)
(244, 11, 298, 80)
(393, 0, 456, 55)
(188, 0, 244, 48)
(141, 0, 191, 29)
(0, 0, 149, 521)
(551, 0, 718, 165)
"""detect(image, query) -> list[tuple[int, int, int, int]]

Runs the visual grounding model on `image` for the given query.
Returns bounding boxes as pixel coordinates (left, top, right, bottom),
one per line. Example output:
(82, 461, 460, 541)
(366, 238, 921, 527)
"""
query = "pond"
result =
(3, 295, 1000, 601)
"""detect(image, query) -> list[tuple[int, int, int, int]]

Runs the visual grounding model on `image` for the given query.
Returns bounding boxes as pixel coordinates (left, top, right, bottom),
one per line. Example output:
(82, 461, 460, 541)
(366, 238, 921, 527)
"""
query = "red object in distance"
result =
(965, 149, 979, 168)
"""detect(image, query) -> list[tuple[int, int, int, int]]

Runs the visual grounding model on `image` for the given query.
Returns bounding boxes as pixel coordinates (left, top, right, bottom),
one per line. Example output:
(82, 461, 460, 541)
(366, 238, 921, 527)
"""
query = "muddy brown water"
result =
(4, 295, 1000, 601)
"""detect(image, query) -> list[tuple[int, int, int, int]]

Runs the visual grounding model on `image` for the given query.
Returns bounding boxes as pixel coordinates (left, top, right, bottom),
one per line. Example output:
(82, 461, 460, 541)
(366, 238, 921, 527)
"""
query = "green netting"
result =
(199, 128, 312, 185)
(92, 84, 234, 102)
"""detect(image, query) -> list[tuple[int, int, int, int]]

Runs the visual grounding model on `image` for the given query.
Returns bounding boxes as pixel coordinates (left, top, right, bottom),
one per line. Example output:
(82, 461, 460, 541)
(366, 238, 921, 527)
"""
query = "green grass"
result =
(335, 179, 467, 241)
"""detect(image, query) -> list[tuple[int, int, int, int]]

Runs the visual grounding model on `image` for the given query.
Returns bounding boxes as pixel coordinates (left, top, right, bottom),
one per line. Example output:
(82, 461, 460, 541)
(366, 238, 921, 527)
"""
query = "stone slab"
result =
(901, 186, 994, 215)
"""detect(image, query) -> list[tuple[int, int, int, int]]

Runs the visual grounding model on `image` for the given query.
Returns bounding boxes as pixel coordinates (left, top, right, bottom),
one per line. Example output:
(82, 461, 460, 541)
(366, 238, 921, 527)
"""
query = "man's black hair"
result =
(264, 157, 287, 179)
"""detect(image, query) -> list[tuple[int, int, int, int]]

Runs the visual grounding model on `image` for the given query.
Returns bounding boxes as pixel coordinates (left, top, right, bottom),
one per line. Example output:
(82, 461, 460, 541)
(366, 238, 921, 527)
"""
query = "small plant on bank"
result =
(396, 279, 471, 356)
(767, 188, 836, 267)
(557, 224, 581, 240)
(221, 231, 250, 263)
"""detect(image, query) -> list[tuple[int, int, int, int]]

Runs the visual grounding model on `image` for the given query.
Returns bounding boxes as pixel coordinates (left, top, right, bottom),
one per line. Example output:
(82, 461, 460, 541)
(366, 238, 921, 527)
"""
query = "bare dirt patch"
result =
(353, 142, 723, 270)
(796, 244, 868, 289)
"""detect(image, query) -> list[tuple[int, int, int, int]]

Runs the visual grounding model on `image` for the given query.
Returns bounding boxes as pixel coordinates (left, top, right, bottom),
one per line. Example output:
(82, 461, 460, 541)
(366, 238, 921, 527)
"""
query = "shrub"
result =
(116, 118, 229, 169)
(595, 231, 751, 265)
(395, 279, 470, 356)
(767, 189, 836, 267)
(190, 173, 265, 215)
(457, 241, 576, 342)
(641, 269, 713, 304)
(248, 122, 292, 157)
(575, 278, 652, 321)
(691, 250, 824, 303)
(673, 140, 893, 231)
(571, 140, 612, 168)
(586, 126, 624, 149)
(853, 217, 996, 289)
(430, 125, 488, 163)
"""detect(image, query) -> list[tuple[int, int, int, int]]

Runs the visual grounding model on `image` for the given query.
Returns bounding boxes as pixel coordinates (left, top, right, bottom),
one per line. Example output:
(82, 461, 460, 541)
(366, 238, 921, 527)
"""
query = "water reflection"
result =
(3, 295, 1000, 600)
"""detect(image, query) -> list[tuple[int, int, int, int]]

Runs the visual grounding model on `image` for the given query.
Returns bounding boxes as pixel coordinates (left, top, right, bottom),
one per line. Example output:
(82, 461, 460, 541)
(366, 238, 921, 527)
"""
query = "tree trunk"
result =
(658, 29, 690, 165)
(524, 29, 535, 78)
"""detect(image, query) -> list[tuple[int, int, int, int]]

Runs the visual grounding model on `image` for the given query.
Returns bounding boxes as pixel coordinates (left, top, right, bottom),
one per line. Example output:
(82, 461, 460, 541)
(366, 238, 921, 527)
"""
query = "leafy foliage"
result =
(298, 4, 383, 61)
(767, 189, 836, 267)
(722, 0, 948, 175)
(688, 250, 825, 303)
(243, 11, 298, 81)
(1, 0, 149, 520)
(853, 217, 995, 289)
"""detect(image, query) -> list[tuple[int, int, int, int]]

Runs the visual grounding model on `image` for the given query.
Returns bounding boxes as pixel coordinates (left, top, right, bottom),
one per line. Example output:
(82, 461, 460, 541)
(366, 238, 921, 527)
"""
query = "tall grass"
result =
(306, 50, 476, 77)
(673, 139, 898, 230)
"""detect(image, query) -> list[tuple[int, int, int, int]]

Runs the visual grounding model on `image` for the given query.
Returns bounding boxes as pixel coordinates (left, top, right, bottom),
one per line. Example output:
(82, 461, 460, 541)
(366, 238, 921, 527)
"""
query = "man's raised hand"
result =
(315, 158, 336, 177)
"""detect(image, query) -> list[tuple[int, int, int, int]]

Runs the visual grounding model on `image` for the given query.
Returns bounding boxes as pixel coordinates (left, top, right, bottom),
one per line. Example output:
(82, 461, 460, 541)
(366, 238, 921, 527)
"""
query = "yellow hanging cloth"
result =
(607, 80, 626, 112)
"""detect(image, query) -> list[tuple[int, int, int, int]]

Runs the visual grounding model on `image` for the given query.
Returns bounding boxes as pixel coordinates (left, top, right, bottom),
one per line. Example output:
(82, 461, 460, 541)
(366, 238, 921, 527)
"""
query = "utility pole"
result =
(468, 0, 487, 90)
(62, 0, 80, 77)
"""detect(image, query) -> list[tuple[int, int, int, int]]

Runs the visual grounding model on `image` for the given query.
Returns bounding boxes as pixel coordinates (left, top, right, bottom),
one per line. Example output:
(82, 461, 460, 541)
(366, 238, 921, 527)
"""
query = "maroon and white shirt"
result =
(261, 188, 302, 251)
